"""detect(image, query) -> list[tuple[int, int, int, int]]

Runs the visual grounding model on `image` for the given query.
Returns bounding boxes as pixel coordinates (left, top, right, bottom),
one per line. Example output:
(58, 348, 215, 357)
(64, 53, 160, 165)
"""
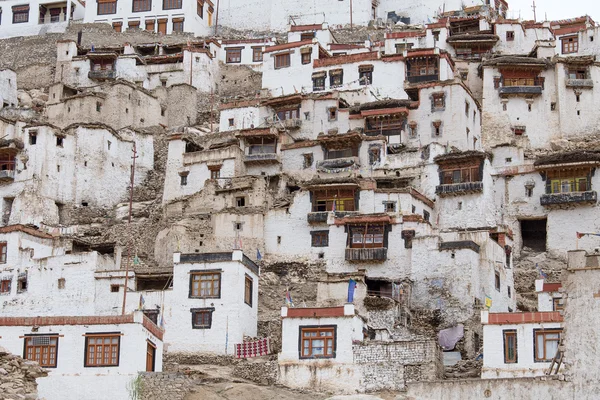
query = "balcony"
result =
(406, 74, 439, 84)
(280, 118, 302, 130)
(565, 78, 594, 88)
(88, 70, 117, 81)
(307, 212, 328, 224)
(243, 153, 280, 164)
(317, 157, 359, 172)
(540, 190, 597, 206)
(436, 181, 483, 196)
(345, 247, 387, 262)
(0, 169, 15, 182)
(499, 86, 543, 97)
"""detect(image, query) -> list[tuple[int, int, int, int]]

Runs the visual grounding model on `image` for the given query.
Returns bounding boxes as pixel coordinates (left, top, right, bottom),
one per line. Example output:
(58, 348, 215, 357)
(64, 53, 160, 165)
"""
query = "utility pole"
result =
(532, 1, 537, 22)
(121, 141, 138, 316)
(215, 0, 220, 36)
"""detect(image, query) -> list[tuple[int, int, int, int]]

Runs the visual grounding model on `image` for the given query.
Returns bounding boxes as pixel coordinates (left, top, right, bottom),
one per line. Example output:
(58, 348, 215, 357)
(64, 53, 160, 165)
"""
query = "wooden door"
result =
(146, 341, 156, 372)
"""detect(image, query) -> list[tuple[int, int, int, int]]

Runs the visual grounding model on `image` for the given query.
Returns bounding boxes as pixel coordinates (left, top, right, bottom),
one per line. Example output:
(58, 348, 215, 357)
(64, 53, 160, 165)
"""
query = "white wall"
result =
(0, 69, 17, 108)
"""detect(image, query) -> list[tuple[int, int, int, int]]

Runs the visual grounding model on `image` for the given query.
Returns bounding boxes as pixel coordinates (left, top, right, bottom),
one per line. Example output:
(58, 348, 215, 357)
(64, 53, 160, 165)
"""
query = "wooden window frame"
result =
(301, 51, 312, 65)
(300, 32, 315, 41)
(128, 20, 140, 29)
(329, 69, 343, 87)
(432, 92, 445, 110)
(312, 74, 326, 91)
(84, 333, 121, 367)
(545, 168, 591, 194)
(225, 48, 242, 64)
(359, 65, 373, 85)
(561, 35, 578, 54)
(97, 0, 117, 15)
(311, 188, 356, 212)
(299, 325, 336, 359)
(534, 329, 562, 362)
(0, 242, 6, 264)
(274, 53, 291, 69)
(190, 307, 214, 329)
(172, 17, 184, 32)
(440, 164, 481, 185)
(157, 18, 167, 34)
(252, 47, 263, 62)
(244, 274, 253, 306)
(503, 330, 517, 364)
(132, 0, 151, 12)
(406, 56, 439, 78)
(365, 115, 404, 136)
(197, 0, 204, 17)
(112, 21, 122, 32)
(12, 6, 29, 23)
(506, 31, 515, 41)
(310, 230, 329, 247)
(189, 270, 221, 298)
(0, 278, 11, 294)
(145, 19, 155, 31)
(162, 0, 182, 9)
(552, 297, 564, 312)
(348, 224, 385, 249)
(24, 335, 59, 368)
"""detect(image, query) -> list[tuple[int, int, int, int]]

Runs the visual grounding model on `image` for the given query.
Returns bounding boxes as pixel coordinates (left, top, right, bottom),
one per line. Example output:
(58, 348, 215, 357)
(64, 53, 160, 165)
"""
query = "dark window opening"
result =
(29, 131, 37, 145)
(311, 230, 329, 247)
(520, 219, 546, 252)
(495, 271, 501, 291)
(225, 48, 242, 63)
(56, 136, 64, 147)
(110, 284, 120, 292)
(143, 309, 160, 324)
(137, 276, 172, 291)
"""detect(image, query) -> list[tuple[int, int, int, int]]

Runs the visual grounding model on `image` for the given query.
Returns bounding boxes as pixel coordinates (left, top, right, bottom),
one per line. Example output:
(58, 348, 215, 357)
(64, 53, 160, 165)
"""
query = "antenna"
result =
(532, 1, 537, 22)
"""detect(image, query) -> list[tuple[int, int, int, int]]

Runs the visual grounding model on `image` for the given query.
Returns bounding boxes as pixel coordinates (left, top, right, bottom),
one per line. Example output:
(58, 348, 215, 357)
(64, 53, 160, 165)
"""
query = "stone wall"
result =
(138, 372, 195, 400)
(231, 356, 278, 386)
(352, 340, 442, 392)
(0, 346, 47, 400)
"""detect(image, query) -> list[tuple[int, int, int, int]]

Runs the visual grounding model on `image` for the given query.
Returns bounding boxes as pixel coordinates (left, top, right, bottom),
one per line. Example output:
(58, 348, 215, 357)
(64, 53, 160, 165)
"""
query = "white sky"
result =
(507, 0, 600, 23)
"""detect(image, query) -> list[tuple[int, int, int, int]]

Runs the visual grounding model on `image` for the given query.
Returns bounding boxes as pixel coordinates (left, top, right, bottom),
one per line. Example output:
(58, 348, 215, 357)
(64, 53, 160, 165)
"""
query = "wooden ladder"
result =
(547, 340, 564, 375)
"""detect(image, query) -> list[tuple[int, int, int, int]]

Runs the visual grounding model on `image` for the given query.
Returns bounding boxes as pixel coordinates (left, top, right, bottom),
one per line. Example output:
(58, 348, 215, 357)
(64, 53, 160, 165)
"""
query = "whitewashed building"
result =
(0, 312, 163, 400)
(481, 309, 563, 379)
(0, 69, 17, 108)
(0, 0, 85, 39)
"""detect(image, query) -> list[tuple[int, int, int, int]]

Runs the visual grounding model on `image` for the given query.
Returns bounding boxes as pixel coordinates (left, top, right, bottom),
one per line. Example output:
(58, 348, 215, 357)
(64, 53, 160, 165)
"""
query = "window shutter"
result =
(493, 76, 501, 89)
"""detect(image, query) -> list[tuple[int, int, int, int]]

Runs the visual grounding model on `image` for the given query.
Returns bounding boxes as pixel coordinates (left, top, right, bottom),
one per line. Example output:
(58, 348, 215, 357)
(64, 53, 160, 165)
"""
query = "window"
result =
(252, 47, 263, 62)
(225, 48, 242, 63)
(12, 5, 29, 23)
(365, 115, 404, 136)
(228, 118, 234, 127)
(384, 201, 396, 212)
(56, 136, 64, 147)
(197, 0, 203, 17)
(512, 126, 526, 135)
(191, 308, 214, 329)
(312, 72, 326, 91)
(96, 102, 102, 112)
(163, 0, 182, 9)
(303, 153, 313, 169)
(0, 279, 10, 294)
(209, 166, 221, 179)
(394, 43, 414, 53)
(275, 107, 300, 121)
(300, 326, 335, 358)
(84, 334, 120, 367)
(180, 173, 188, 186)
(190, 271, 221, 298)
(244, 275, 253, 306)
(423, 210, 430, 221)
(274, 53, 291, 69)
(503, 330, 517, 363)
(236, 197, 245, 207)
(534, 329, 561, 362)
(172, 18, 184, 32)
(567, 68, 587, 79)
(495, 271, 501, 291)
(157, 18, 167, 34)
(349, 224, 385, 248)
(58, 278, 65, 289)
(506, 31, 515, 41)
(507, 285, 511, 297)
(545, 168, 591, 194)
(301, 49, 311, 65)
(553, 298, 564, 312)
(327, 107, 338, 121)
(0, 242, 6, 263)
(551, 102, 556, 111)
(561, 35, 578, 54)
(432, 121, 442, 137)
(247, 137, 276, 155)
(329, 69, 343, 87)
(29, 131, 37, 145)
(406, 56, 438, 83)
(312, 188, 356, 212)
(300, 32, 315, 41)
(311, 231, 329, 247)
(440, 163, 481, 184)
(465, 101, 470, 116)
(97, 0, 117, 15)
(359, 65, 373, 85)
(24, 336, 58, 368)
(132, 0, 151, 11)
(431, 92, 445, 110)
(110, 284, 120, 292)
(145, 19, 155, 31)
(112, 21, 122, 32)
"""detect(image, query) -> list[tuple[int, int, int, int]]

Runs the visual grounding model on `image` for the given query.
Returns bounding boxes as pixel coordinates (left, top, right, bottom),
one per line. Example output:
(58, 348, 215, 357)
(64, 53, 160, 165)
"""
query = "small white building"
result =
(535, 279, 563, 312)
(0, 69, 17, 108)
(481, 310, 564, 379)
(82, 0, 213, 36)
(166, 251, 259, 355)
(220, 38, 276, 71)
(0, 311, 163, 400)
(0, 0, 85, 39)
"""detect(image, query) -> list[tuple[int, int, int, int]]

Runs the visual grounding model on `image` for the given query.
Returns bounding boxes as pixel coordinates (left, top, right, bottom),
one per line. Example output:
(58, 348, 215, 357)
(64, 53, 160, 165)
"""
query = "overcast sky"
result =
(507, 0, 600, 22)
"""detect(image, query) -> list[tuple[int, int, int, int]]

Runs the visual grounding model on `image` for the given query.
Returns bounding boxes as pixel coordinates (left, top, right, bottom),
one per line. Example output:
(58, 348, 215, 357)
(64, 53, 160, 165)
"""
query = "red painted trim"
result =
(0, 315, 135, 326)
(487, 312, 563, 325)
(286, 307, 345, 318)
(542, 283, 562, 292)
(290, 24, 323, 32)
(263, 40, 313, 54)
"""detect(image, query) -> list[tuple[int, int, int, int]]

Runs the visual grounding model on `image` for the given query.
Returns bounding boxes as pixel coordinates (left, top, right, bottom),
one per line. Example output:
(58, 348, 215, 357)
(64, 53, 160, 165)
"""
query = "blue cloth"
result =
(347, 279, 357, 303)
